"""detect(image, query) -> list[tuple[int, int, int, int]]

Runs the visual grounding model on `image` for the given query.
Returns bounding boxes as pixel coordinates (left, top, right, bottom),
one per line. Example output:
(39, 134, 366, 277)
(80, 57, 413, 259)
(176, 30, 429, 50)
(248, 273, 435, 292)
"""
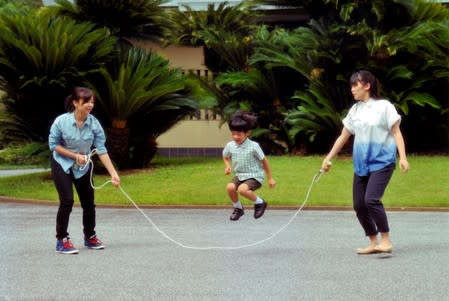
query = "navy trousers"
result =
(352, 164, 395, 236)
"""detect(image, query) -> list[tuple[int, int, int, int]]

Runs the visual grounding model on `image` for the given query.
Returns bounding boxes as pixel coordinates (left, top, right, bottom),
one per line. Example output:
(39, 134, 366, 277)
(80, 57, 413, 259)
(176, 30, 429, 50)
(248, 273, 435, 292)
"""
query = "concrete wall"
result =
(157, 119, 229, 147)
(156, 110, 230, 157)
(130, 39, 206, 71)
(130, 40, 228, 156)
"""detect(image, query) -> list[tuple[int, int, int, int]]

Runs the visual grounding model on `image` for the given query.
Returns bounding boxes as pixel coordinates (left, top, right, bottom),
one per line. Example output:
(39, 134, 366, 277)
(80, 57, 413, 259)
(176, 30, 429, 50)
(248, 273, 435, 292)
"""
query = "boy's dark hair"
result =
(228, 111, 257, 132)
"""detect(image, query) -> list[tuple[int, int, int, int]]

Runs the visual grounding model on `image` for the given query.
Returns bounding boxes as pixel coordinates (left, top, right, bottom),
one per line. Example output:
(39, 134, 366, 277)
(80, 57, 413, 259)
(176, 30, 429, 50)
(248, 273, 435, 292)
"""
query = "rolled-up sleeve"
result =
(342, 106, 355, 135)
(48, 116, 62, 151)
(92, 118, 108, 155)
(386, 102, 401, 129)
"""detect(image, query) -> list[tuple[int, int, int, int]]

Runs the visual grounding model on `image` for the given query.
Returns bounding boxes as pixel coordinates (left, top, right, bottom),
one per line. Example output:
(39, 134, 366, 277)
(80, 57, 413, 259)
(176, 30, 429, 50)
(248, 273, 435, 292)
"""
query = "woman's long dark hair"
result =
(349, 70, 380, 99)
(64, 87, 94, 112)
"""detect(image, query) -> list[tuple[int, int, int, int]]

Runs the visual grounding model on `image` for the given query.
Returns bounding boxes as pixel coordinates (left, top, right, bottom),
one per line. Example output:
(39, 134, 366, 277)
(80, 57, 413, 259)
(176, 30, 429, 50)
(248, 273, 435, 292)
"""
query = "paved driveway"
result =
(0, 168, 49, 178)
(0, 202, 448, 301)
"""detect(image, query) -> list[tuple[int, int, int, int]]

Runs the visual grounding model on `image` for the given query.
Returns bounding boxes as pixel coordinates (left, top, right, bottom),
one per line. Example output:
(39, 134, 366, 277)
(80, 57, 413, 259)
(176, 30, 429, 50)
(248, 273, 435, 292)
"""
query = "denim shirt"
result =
(49, 112, 107, 179)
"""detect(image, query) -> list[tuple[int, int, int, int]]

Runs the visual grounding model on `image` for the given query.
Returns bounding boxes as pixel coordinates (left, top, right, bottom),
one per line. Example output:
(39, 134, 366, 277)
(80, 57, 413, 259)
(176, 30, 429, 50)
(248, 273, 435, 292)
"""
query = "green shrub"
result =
(0, 142, 49, 165)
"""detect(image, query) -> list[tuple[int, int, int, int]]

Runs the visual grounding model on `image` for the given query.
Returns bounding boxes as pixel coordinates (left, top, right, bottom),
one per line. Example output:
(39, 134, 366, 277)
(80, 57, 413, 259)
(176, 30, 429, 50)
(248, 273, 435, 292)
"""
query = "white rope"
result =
(82, 150, 324, 250)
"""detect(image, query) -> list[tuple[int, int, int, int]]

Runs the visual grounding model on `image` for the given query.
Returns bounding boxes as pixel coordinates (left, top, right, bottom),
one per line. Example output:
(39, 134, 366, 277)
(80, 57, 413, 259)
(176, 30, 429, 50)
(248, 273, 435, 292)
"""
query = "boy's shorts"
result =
(231, 177, 262, 191)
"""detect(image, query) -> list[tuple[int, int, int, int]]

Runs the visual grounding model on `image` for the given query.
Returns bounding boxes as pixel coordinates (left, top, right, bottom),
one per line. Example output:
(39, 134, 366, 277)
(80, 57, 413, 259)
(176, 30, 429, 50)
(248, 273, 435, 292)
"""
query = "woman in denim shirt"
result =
(49, 87, 120, 254)
(321, 71, 409, 255)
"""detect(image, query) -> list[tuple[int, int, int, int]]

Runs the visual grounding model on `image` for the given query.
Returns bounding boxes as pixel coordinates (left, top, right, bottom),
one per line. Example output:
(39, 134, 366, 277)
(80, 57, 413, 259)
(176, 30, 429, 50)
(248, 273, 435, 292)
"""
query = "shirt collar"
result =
(240, 138, 251, 146)
(358, 98, 375, 108)
(70, 112, 91, 127)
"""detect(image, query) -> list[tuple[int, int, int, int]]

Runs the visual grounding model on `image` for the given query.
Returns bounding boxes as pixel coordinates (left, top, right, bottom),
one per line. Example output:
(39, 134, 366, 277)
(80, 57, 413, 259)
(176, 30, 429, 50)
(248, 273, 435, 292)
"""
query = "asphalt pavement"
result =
(0, 202, 448, 301)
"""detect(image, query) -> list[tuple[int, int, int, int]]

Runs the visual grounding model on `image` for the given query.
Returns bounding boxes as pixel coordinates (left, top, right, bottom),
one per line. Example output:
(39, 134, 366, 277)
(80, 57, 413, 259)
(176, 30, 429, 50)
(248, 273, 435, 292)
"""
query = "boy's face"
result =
(231, 130, 250, 144)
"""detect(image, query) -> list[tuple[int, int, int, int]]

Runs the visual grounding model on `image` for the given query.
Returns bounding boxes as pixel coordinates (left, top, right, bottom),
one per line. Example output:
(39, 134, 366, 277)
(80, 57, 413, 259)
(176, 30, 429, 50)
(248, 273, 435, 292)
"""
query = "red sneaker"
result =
(84, 235, 105, 250)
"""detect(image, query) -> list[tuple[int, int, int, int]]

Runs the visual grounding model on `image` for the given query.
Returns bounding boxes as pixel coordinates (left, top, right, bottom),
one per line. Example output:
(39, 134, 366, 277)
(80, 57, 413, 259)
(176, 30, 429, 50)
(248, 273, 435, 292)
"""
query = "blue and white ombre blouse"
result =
(343, 98, 401, 176)
(49, 112, 108, 179)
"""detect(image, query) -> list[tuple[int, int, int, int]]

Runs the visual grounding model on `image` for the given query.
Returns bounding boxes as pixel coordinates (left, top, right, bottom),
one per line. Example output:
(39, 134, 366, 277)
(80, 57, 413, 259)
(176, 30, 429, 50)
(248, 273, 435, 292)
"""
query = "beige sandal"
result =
(374, 244, 393, 253)
(356, 245, 380, 255)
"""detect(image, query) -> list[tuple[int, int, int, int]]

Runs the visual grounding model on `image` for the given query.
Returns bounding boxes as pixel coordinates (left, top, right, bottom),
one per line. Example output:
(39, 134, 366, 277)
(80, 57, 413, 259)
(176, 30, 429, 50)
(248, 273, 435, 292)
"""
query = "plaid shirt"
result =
(223, 138, 265, 183)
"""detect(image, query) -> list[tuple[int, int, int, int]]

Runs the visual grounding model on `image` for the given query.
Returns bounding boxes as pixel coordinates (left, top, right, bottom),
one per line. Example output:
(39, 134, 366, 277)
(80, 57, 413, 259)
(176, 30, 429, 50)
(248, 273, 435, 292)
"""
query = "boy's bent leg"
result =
(237, 180, 267, 219)
(228, 180, 244, 220)
(226, 182, 239, 204)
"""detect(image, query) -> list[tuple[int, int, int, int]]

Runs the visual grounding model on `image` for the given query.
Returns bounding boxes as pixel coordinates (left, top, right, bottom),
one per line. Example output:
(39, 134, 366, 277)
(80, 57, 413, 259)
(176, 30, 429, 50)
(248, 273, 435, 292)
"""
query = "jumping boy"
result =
(223, 111, 276, 221)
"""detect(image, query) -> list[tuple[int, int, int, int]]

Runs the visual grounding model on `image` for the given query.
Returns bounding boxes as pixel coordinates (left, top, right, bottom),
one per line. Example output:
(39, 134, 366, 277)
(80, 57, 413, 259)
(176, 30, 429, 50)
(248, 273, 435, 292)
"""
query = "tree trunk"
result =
(143, 135, 158, 167)
(105, 126, 130, 169)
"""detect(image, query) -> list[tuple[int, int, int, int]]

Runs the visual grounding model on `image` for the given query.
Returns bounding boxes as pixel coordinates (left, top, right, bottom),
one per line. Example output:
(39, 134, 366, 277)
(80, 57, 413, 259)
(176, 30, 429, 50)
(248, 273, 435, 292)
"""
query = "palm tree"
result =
(214, 67, 297, 154)
(49, 0, 168, 42)
(0, 10, 117, 143)
(0, 0, 42, 10)
(251, 0, 449, 152)
(163, 1, 259, 74)
(90, 47, 198, 167)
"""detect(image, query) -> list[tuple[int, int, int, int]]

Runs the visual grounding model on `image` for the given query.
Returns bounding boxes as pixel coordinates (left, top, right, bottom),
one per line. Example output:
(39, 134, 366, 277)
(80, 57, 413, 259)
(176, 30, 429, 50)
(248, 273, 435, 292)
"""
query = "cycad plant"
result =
(91, 47, 198, 167)
(285, 82, 345, 153)
(163, 1, 258, 74)
(214, 67, 295, 154)
(49, 0, 168, 42)
(249, 23, 349, 151)
(252, 0, 449, 152)
(0, 9, 116, 143)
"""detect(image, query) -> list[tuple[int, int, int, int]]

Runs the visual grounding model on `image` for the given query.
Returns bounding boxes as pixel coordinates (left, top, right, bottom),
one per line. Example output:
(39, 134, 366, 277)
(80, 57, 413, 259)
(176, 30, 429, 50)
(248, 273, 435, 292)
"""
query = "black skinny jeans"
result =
(352, 164, 395, 237)
(51, 157, 96, 240)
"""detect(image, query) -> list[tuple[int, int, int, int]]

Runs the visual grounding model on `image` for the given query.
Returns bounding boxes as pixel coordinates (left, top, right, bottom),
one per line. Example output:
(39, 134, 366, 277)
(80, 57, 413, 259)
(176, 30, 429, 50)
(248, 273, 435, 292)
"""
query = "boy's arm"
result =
(262, 157, 276, 188)
(223, 156, 232, 175)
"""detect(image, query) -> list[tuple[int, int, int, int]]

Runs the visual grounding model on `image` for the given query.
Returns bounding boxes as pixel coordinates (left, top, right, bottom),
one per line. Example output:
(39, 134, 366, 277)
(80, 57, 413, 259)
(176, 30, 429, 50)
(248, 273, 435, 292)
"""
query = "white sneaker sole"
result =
(56, 249, 79, 254)
(85, 245, 105, 250)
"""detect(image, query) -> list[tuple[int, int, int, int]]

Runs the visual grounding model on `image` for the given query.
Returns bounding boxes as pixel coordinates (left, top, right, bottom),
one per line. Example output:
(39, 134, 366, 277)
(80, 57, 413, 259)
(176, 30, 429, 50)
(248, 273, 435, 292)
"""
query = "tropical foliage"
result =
(158, 0, 449, 154)
(48, 0, 168, 42)
(1, 0, 449, 162)
(0, 10, 117, 143)
(245, 0, 449, 153)
(163, 1, 258, 74)
(0, 2, 203, 167)
(91, 47, 198, 167)
(0, 0, 42, 10)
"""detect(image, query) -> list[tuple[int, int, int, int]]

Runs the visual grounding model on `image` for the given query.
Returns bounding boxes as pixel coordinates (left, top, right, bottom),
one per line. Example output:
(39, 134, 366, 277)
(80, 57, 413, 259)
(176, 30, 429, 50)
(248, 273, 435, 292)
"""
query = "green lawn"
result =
(0, 155, 448, 208)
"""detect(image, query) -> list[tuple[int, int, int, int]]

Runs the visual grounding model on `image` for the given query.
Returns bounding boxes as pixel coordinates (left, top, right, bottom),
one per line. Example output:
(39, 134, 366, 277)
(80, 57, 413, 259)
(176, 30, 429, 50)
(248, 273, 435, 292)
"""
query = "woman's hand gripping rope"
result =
(314, 161, 332, 183)
(79, 149, 120, 189)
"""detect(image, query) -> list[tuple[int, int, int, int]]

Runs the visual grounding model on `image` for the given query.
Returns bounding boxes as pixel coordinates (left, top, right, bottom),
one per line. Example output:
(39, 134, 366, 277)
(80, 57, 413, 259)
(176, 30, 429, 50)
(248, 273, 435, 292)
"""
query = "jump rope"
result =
(81, 149, 328, 250)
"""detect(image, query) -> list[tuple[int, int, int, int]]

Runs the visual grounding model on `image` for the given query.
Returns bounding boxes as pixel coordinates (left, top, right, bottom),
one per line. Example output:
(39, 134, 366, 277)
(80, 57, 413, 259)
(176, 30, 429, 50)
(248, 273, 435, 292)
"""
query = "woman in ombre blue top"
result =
(49, 87, 120, 254)
(321, 71, 409, 255)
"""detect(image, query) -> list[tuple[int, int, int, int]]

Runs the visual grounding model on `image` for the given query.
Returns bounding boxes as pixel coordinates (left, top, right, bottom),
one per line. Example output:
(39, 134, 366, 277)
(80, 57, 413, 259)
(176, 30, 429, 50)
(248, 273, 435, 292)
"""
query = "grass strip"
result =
(0, 155, 448, 208)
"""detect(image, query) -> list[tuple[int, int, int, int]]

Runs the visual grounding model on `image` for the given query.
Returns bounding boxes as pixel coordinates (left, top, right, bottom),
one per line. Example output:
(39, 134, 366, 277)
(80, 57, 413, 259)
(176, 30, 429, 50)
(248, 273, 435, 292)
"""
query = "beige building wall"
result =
(130, 40, 228, 153)
(130, 39, 206, 70)
(157, 119, 230, 148)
